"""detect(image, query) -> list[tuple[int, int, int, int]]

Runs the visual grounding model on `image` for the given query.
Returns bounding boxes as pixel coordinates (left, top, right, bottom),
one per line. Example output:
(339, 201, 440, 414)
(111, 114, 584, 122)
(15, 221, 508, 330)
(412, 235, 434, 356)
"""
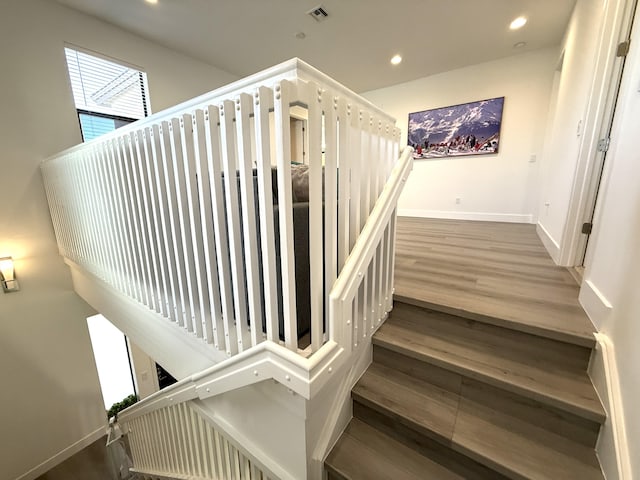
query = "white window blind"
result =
(65, 47, 150, 136)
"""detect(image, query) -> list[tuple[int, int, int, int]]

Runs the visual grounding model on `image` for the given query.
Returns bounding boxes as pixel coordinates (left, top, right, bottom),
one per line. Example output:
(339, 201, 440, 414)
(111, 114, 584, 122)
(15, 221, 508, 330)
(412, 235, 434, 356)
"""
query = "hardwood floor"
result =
(326, 217, 605, 479)
(394, 217, 597, 346)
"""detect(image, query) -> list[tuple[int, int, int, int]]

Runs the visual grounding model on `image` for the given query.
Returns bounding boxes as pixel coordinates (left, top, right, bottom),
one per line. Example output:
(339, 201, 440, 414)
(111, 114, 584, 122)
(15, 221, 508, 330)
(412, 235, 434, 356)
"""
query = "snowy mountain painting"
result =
(408, 97, 504, 159)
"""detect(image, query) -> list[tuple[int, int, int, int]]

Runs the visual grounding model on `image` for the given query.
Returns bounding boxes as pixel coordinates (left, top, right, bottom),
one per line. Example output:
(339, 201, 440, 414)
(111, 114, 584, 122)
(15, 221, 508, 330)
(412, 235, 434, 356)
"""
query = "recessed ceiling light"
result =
(514, 41, 527, 48)
(390, 54, 402, 65)
(510, 16, 527, 30)
(145, 0, 158, 4)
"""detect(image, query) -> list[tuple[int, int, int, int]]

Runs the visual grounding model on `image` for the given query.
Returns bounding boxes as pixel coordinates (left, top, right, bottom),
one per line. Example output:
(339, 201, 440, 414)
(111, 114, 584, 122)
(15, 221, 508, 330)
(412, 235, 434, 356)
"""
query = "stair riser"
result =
(353, 401, 509, 480)
(389, 301, 594, 371)
(372, 346, 601, 448)
(354, 385, 602, 480)
(374, 302, 605, 418)
(351, 389, 453, 447)
(374, 336, 602, 423)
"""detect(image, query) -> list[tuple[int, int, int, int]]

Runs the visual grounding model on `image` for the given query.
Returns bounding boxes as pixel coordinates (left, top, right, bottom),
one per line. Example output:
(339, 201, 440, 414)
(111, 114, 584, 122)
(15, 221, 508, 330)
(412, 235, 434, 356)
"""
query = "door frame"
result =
(558, 0, 638, 267)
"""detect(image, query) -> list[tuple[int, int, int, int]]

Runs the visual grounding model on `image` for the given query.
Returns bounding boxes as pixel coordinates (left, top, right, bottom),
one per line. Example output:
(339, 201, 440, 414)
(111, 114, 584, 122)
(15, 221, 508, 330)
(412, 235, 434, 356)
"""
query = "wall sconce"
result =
(0, 257, 19, 293)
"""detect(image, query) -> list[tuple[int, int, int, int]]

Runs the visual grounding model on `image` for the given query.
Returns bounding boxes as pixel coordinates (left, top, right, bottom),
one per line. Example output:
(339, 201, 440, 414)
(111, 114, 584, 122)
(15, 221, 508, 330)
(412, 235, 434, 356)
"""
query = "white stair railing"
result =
(42, 58, 400, 364)
(123, 400, 276, 480)
(329, 146, 413, 354)
(111, 146, 413, 480)
(42, 58, 410, 480)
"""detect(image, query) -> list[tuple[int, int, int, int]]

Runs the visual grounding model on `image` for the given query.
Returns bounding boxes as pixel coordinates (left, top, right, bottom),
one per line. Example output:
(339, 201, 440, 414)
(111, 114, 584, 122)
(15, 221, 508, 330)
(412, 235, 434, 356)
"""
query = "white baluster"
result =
(323, 88, 339, 347)
(149, 125, 180, 323)
(273, 80, 298, 351)
(219, 99, 251, 353)
(254, 86, 279, 344)
(305, 80, 325, 353)
(236, 93, 263, 348)
(192, 110, 220, 345)
(204, 106, 238, 356)
(164, 120, 192, 329)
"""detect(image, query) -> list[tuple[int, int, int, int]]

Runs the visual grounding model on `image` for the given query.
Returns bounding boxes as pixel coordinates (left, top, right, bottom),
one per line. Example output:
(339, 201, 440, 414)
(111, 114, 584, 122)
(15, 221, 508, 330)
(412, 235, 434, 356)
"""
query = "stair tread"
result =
(352, 363, 604, 480)
(372, 348, 601, 448)
(353, 363, 459, 444)
(325, 418, 467, 480)
(374, 302, 605, 422)
(453, 380, 604, 479)
(394, 290, 596, 347)
(351, 401, 508, 479)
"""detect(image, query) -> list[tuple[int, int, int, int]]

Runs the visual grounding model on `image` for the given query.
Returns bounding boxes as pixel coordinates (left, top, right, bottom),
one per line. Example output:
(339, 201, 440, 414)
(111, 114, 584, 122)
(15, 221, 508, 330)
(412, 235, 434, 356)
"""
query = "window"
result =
(64, 46, 151, 141)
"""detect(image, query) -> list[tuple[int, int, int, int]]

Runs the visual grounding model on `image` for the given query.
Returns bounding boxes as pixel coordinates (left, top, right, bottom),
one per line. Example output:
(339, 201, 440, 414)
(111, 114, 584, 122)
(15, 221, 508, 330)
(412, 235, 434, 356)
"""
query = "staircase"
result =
(326, 219, 606, 479)
(43, 58, 413, 480)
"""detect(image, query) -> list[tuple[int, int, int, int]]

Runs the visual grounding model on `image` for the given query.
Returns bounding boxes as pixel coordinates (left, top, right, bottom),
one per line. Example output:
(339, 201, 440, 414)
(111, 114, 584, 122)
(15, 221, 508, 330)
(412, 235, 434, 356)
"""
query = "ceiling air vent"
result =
(308, 5, 328, 22)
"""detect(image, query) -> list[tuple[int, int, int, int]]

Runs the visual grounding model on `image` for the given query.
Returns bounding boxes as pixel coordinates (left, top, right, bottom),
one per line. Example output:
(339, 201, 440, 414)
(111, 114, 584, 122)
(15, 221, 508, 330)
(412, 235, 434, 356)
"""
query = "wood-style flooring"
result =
(326, 217, 605, 480)
(394, 217, 597, 346)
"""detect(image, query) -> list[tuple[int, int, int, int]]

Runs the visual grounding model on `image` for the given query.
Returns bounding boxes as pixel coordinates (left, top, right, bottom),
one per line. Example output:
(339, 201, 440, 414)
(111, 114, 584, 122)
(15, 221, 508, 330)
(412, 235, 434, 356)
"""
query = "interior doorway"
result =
(290, 116, 307, 164)
(86, 314, 136, 410)
(87, 314, 169, 409)
(574, 0, 638, 268)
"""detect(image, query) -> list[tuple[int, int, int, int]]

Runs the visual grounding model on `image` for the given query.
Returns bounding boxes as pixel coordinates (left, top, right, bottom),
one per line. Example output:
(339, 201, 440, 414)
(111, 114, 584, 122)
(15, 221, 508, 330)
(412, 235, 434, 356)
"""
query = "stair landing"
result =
(394, 217, 597, 347)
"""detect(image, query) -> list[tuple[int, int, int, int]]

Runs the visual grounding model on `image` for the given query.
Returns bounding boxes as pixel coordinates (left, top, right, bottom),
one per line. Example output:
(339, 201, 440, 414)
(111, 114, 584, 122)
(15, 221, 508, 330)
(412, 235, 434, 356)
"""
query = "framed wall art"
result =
(408, 97, 504, 159)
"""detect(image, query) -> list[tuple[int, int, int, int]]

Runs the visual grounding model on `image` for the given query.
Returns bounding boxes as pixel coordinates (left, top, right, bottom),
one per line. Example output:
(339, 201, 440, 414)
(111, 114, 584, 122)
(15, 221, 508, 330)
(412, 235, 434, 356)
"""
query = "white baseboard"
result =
(397, 208, 534, 224)
(580, 279, 613, 329)
(536, 222, 561, 264)
(590, 333, 632, 480)
(15, 426, 106, 480)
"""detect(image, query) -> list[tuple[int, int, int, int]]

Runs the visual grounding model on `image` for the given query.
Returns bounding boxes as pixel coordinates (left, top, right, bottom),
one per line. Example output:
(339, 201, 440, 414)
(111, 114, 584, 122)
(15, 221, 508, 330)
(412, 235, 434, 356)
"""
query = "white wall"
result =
(535, 0, 626, 263)
(537, 0, 604, 243)
(579, 2, 640, 475)
(0, 1, 236, 478)
(128, 340, 160, 401)
(363, 48, 558, 223)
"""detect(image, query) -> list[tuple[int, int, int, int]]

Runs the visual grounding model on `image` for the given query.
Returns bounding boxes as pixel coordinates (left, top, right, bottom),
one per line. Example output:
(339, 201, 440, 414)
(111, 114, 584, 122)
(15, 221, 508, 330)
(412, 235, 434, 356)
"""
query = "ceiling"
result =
(54, 0, 576, 93)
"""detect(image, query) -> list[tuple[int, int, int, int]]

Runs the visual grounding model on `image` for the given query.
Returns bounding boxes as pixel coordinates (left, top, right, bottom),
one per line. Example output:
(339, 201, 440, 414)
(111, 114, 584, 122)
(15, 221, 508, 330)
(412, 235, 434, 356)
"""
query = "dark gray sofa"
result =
(227, 167, 312, 341)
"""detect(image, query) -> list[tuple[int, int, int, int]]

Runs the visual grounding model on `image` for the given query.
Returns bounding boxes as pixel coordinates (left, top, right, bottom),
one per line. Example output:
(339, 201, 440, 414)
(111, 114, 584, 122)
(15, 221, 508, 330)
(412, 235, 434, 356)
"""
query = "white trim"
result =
(557, 0, 636, 267)
(580, 279, 613, 328)
(591, 333, 632, 480)
(309, 341, 374, 480)
(15, 426, 106, 480)
(398, 209, 534, 224)
(536, 222, 561, 263)
(117, 341, 346, 423)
